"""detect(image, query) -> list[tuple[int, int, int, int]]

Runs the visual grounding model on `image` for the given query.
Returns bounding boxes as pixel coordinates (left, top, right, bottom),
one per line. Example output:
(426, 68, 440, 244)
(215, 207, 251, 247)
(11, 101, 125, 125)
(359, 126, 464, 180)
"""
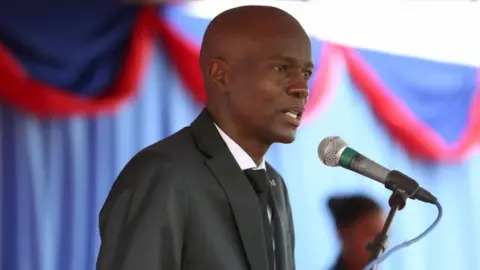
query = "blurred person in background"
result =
(328, 195, 385, 270)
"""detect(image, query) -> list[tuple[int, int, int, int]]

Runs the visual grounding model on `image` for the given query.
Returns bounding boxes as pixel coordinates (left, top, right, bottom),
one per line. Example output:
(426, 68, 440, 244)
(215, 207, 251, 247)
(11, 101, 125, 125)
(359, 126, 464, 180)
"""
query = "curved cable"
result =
(364, 201, 443, 270)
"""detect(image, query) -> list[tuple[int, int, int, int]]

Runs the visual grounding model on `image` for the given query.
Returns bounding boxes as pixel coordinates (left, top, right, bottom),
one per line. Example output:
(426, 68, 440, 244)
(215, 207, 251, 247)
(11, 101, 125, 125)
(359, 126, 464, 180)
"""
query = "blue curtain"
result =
(1, 42, 479, 270)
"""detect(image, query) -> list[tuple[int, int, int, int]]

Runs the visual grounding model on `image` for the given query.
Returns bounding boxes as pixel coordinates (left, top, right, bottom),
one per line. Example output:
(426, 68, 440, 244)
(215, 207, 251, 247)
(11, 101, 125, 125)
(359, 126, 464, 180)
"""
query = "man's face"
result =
(226, 31, 313, 144)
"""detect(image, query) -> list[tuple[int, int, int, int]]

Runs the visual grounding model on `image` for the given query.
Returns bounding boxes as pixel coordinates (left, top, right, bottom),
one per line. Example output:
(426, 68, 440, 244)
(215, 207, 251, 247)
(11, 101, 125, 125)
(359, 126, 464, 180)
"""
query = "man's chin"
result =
(274, 131, 297, 144)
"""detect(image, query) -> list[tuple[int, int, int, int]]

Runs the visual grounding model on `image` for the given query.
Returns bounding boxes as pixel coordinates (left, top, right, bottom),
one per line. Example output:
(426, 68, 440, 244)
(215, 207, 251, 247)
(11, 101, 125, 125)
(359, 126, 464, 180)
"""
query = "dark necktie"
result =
(244, 169, 275, 270)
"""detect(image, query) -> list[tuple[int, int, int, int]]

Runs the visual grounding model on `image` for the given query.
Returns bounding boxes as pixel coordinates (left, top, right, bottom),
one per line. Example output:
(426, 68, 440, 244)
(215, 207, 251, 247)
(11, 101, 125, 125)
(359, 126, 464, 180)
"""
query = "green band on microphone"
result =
(339, 147, 359, 168)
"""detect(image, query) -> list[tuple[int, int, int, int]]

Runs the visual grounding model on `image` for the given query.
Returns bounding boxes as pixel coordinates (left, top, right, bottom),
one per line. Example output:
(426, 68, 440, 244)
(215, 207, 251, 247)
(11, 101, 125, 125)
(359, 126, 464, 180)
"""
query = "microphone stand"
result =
(366, 189, 408, 270)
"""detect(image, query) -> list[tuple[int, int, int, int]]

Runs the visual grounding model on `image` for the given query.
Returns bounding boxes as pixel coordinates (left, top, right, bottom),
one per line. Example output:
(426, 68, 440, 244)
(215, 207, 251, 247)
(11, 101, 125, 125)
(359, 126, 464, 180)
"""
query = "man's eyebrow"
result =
(266, 55, 314, 68)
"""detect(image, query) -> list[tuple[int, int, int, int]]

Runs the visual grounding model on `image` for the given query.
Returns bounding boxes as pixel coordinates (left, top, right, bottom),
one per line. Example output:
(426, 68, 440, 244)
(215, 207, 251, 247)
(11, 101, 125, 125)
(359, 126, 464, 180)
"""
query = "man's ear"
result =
(208, 57, 230, 92)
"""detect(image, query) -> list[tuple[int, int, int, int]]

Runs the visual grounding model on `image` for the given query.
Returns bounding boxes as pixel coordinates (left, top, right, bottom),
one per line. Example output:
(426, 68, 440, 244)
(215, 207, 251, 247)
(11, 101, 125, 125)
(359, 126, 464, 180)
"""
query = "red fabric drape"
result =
(341, 46, 480, 162)
(0, 8, 154, 118)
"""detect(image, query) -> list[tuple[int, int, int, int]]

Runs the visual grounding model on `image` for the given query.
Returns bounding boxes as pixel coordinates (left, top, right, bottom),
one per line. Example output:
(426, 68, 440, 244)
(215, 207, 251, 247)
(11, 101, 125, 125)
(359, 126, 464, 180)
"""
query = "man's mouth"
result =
(285, 111, 300, 119)
(283, 108, 304, 120)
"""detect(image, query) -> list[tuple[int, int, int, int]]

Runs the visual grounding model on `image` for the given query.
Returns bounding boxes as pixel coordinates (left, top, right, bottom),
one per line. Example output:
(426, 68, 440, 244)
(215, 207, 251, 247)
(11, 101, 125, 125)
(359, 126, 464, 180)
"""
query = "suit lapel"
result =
(190, 109, 268, 270)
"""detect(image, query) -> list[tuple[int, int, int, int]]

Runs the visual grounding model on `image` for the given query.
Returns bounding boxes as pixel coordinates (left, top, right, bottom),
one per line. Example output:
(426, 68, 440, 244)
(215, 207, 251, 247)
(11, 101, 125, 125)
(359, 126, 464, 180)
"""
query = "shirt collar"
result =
(214, 123, 266, 171)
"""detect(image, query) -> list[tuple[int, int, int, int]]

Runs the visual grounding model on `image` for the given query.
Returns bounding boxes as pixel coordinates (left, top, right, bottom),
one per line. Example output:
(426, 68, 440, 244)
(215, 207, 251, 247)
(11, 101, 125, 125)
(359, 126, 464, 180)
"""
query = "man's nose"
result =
(287, 71, 310, 99)
(287, 86, 309, 100)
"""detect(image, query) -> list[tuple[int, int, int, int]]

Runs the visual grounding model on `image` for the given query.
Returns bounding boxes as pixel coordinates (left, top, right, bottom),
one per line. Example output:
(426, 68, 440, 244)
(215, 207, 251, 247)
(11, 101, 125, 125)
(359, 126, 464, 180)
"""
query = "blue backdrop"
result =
(1, 41, 480, 270)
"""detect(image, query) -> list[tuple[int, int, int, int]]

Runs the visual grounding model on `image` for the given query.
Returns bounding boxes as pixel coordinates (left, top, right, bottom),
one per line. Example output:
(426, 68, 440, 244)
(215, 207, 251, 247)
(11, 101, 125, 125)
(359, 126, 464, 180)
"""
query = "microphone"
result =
(318, 136, 438, 204)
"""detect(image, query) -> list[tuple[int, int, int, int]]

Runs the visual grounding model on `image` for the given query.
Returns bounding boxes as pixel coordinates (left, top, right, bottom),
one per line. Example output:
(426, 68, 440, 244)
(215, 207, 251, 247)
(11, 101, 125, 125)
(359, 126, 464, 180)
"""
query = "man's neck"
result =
(209, 109, 269, 165)
(247, 144, 268, 167)
(224, 129, 269, 166)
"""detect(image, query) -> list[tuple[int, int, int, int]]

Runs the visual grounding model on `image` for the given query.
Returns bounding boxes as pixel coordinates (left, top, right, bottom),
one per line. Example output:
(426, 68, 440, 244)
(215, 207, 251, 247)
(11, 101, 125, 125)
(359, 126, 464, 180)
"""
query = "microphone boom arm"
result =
(366, 189, 409, 270)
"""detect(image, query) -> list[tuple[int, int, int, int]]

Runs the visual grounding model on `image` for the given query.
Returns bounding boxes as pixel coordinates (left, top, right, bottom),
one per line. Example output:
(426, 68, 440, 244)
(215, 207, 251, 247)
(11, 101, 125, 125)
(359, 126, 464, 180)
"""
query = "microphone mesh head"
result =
(318, 136, 348, 167)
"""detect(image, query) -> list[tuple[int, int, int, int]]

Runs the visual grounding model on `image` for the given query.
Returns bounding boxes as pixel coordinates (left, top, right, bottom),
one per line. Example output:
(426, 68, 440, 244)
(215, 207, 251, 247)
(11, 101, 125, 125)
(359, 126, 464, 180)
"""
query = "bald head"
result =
(200, 5, 309, 93)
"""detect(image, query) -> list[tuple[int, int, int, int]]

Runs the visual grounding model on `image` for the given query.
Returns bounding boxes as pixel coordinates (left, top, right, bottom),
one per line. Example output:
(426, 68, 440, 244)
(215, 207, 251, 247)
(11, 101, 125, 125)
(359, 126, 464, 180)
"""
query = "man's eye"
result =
(273, 65, 287, 72)
(302, 71, 312, 80)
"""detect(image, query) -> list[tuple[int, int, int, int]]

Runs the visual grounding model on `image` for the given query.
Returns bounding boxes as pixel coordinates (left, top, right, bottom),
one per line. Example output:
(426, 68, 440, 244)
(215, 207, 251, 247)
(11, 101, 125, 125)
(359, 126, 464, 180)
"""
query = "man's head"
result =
(200, 6, 312, 146)
(328, 195, 385, 269)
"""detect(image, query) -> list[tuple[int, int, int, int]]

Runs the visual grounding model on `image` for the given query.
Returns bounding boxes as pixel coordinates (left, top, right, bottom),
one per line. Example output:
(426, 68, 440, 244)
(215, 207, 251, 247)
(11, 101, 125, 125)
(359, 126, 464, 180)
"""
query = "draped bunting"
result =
(0, 5, 478, 157)
(342, 47, 480, 162)
(0, 5, 154, 117)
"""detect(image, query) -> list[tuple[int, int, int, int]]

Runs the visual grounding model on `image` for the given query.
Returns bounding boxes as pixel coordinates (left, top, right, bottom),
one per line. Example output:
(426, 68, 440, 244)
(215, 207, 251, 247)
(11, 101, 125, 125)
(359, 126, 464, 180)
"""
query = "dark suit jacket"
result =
(96, 110, 296, 270)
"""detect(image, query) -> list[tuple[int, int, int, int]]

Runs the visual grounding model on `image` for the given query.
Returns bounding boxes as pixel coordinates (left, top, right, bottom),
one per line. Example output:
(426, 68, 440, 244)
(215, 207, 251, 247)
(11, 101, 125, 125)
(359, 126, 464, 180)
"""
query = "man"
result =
(96, 5, 313, 270)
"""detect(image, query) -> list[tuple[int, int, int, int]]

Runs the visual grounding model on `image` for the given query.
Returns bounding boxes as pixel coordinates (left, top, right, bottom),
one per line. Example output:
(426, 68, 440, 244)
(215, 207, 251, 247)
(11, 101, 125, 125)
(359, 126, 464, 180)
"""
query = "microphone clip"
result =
(384, 170, 420, 202)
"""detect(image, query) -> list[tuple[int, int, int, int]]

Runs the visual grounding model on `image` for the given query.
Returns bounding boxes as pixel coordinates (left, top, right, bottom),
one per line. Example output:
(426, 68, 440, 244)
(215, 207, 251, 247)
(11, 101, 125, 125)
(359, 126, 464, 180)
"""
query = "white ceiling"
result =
(184, 0, 480, 67)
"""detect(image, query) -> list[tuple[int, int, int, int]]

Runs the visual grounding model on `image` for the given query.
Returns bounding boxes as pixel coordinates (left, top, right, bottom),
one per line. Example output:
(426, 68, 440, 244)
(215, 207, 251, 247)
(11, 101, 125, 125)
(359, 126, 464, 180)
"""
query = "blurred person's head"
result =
(328, 194, 384, 270)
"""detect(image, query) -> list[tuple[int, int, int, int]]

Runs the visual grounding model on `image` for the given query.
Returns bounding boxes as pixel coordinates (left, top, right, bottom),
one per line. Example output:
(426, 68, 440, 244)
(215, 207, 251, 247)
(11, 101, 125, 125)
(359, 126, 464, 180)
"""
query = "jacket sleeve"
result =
(96, 150, 189, 270)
